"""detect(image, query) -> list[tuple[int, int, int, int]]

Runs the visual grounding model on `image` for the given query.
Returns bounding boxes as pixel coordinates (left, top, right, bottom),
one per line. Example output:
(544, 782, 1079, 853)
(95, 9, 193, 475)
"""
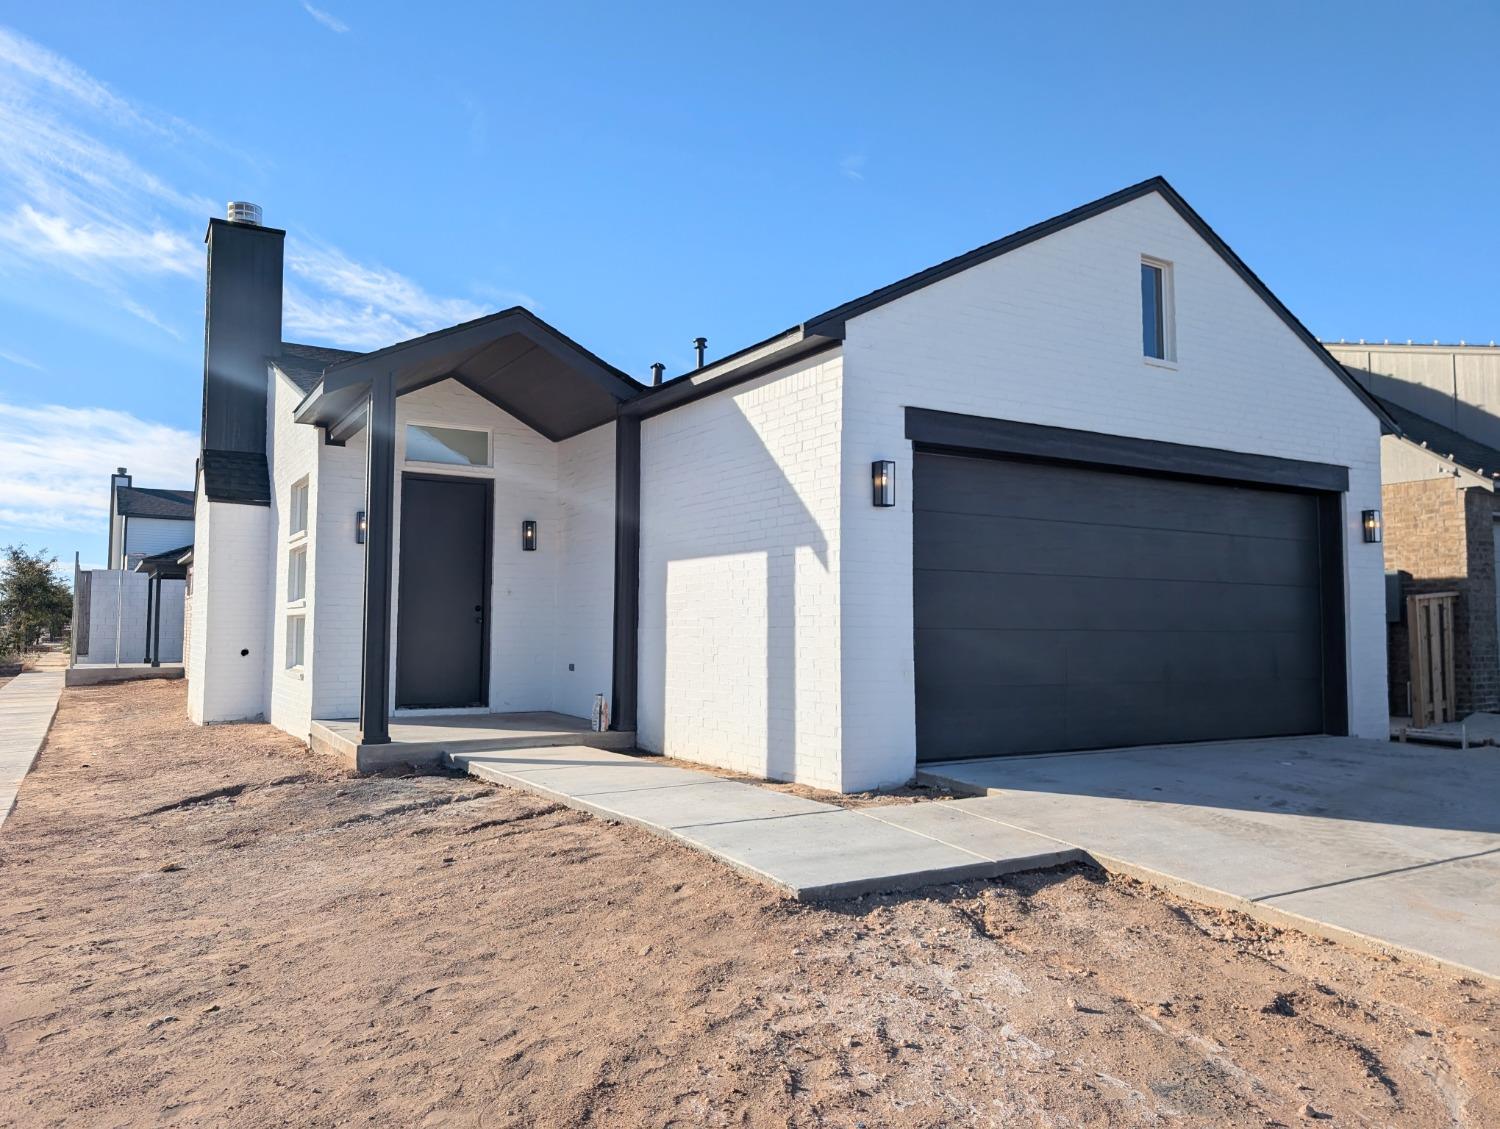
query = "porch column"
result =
(143, 573, 155, 663)
(149, 575, 163, 666)
(359, 370, 397, 744)
(610, 414, 640, 732)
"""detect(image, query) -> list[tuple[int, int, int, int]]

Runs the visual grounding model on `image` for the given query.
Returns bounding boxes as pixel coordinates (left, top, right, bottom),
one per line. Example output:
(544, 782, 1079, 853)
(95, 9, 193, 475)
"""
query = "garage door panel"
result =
(918, 690, 1070, 761)
(917, 570, 1321, 635)
(913, 451, 1333, 761)
(915, 510, 1321, 587)
(915, 628, 1069, 690)
(917, 455, 1320, 540)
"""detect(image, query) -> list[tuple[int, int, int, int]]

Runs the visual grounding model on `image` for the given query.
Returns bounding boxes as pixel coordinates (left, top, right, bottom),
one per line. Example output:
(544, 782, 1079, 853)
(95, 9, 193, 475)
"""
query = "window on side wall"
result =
(289, 477, 310, 537)
(285, 614, 305, 670)
(1141, 258, 1175, 362)
(287, 545, 307, 604)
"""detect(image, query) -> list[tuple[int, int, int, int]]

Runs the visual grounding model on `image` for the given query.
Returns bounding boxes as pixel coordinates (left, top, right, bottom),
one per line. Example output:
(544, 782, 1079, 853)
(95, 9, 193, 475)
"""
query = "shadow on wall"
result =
(640, 405, 830, 784)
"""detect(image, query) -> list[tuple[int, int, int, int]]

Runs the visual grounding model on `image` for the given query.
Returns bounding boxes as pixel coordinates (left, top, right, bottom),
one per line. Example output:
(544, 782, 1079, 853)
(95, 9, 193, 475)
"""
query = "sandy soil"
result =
(2, 682, 1496, 1128)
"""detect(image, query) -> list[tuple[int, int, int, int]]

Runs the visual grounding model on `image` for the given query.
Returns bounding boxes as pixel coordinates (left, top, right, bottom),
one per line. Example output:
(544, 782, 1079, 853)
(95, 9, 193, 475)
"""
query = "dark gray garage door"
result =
(914, 453, 1328, 761)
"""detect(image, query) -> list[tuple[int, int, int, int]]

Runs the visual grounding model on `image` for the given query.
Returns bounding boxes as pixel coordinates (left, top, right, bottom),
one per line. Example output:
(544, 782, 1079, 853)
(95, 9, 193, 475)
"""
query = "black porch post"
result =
(150, 576, 163, 667)
(610, 414, 640, 732)
(143, 574, 154, 663)
(359, 370, 397, 745)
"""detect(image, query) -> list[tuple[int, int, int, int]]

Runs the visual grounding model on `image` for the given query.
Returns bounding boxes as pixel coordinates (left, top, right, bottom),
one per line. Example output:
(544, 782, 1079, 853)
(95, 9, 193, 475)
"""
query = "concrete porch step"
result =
(310, 711, 634, 772)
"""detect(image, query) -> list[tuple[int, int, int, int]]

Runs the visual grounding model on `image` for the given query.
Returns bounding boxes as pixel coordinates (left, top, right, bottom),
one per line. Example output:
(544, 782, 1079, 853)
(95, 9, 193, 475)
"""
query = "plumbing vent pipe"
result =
(693, 336, 707, 367)
(650, 362, 665, 386)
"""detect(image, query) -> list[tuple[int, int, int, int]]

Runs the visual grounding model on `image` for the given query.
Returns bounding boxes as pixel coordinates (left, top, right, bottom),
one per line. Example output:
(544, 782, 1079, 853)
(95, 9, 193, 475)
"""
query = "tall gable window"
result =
(1141, 258, 1175, 362)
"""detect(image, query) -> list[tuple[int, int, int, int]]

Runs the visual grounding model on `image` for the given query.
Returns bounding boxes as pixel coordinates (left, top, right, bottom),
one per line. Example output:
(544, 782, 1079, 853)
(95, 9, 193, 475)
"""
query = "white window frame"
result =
(288, 477, 310, 539)
(287, 544, 308, 606)
(1141, 256, 1177, 367)
(403, 420, 493, 471)
(285, 613, 306, 673)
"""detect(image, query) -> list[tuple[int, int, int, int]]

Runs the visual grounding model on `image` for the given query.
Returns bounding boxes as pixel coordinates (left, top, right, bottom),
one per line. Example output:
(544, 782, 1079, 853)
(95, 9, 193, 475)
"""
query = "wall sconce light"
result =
(872, 460, 896, 507)
(355, 510, 367, 544)
(521, 519, 538, 551)
(1362, 509, 1383, 543)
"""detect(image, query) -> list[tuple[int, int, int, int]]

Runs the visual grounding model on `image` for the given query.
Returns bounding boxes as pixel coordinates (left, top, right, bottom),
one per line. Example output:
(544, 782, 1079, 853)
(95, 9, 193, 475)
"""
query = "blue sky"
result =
(0, 1, 1496, 570)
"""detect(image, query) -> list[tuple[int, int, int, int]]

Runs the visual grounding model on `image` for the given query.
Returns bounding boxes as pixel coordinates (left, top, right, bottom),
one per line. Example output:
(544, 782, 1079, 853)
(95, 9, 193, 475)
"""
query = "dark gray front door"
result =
(914, 452, 1328, 761)
(396, 474, 490, 709)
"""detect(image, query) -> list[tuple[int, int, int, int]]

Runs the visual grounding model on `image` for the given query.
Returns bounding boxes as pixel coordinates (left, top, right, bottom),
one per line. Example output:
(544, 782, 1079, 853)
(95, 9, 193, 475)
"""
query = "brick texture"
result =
(1383, 477, 1500, 715)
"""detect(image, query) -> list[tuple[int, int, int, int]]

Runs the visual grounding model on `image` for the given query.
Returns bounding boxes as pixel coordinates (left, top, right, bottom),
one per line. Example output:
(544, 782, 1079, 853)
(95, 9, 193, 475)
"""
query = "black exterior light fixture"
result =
(522, 519, 538, 551)
(1362, 509, 1383, 543)
(872, 460, 896, 507)
(355, 510, 367, 544)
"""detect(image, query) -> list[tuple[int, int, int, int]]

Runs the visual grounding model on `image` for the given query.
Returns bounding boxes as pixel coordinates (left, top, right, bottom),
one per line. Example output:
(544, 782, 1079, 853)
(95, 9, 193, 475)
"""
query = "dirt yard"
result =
(2, 683, 1496, 1127)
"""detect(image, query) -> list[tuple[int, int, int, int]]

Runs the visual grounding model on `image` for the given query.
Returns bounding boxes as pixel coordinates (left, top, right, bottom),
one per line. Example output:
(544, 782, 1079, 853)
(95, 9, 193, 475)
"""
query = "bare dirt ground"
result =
(2, 682, 1496, 1128)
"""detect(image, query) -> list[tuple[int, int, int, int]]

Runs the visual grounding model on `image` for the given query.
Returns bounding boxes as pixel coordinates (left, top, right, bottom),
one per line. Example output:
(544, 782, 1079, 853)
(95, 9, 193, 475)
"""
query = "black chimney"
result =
(202, 203, 283, 455)
(650, 362, 665, 386)
(693, 336, 707, 367)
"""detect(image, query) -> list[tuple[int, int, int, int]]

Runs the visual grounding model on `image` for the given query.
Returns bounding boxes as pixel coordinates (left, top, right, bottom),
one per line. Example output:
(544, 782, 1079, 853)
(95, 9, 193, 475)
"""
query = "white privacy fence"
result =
(71, 563, 185, 666)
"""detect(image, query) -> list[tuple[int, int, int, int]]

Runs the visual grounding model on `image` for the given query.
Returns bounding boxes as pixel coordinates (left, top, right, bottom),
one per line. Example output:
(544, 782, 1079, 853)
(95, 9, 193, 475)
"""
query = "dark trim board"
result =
(610, 416, 641, 731)
(1317, 493, 1350, 737)
(905, 408, 1350, 494)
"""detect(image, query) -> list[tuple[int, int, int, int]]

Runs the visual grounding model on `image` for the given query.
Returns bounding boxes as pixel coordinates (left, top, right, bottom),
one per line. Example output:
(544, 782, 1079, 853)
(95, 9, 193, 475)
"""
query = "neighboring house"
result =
(107, 468, 194, 570)
(1326, 342, 1500, 717)
(185, 180, 1392, 793)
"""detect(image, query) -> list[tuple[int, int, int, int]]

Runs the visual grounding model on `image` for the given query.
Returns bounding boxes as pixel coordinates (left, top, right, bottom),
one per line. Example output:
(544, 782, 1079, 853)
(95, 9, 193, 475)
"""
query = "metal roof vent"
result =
(226, 201, 263, 225)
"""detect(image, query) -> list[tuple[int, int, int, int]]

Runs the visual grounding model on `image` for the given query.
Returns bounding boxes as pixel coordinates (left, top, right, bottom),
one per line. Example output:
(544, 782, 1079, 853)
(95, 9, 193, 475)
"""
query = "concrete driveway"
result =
(919, 737, 1500, 984)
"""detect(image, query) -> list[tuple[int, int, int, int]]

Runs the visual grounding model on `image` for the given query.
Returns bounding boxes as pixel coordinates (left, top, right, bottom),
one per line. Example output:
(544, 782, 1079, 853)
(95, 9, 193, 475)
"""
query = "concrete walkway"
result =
(0, 672, 65, 829)
(920, 737, 1500, 986)
(449, 747, 1080, 900)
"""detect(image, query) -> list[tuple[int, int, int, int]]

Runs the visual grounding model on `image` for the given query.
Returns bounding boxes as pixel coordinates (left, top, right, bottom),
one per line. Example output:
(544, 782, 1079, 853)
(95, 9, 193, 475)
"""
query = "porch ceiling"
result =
(293, 307, 643, 442)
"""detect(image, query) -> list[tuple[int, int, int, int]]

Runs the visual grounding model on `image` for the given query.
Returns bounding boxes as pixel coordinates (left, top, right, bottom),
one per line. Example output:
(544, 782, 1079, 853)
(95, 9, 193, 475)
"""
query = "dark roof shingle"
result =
(201, 449, 270, 505)
(273, 341, 364, 393)
(116, 485, 194, 520)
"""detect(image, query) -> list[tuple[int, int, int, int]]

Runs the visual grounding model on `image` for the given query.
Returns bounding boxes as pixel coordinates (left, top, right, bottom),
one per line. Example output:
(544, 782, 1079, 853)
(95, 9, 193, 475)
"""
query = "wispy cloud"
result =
(0, 347, 43, 370)
(0, 24, 502, 352)
(839, 153, 867, 182)
(284, 243, 502, 348)
(0, 400, 197, 532)
(300, 2, 350, 33)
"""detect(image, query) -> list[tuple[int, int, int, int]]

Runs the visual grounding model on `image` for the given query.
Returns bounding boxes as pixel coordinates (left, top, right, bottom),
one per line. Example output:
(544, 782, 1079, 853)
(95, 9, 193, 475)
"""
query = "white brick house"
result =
(186, 180, 1391, 792)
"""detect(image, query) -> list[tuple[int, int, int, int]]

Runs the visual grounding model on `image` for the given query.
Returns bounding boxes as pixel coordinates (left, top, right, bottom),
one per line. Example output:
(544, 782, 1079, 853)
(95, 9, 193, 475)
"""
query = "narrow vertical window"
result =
(1140, 256, 1176, 358)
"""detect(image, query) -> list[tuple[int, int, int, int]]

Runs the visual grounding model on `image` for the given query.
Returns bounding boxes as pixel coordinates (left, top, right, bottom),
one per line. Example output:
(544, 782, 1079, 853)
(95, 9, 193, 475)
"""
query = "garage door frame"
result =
(905, 408, 1349, 748)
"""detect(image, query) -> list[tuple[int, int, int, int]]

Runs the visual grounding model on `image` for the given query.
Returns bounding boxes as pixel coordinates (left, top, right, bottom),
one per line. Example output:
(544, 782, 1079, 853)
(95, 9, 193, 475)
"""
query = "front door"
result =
(396, 474, 491, 709)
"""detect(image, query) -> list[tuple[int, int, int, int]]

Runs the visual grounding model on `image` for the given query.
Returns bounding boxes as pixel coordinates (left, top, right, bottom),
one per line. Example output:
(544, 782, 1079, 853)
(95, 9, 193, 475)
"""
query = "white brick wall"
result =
(837, 190, 1388, 789)
(267, 370, 320, 739)
(638, 353, 845, 788)
(309, 429, 367, 720)
(554, 422, 617, 720)
(186, 491, 271, 724)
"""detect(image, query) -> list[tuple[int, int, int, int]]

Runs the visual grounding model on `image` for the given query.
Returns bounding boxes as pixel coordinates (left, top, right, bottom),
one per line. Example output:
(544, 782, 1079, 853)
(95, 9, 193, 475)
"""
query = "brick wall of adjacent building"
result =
(1382, 476, 1500, 716)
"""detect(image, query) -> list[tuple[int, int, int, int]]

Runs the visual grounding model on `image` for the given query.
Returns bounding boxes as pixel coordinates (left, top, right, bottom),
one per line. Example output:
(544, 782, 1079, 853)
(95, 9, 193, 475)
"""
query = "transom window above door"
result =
(405, 424, 490, 467)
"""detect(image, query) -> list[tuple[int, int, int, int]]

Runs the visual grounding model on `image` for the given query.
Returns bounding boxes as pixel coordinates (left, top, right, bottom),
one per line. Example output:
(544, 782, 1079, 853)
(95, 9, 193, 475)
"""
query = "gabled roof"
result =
(273, 341, 365, 394)
(201, 449, 270, 505)
(630, 177, 1394, 428)
(132, 544, 193, 577)
(1372, 393, 1500, 479)
(803, 176, 1392, 428)
(116, 485, 194, 520)
(295, 307, 642, 443)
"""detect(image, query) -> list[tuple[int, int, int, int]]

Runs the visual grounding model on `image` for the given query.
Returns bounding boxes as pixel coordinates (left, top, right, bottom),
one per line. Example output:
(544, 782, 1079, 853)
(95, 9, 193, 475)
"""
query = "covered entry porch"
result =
(293, 308, 644, 758)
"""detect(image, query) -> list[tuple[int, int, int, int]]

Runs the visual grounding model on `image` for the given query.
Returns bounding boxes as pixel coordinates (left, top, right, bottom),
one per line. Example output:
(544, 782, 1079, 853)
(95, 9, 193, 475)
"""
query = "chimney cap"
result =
(115, 467, 128, 476)
(226, 201, 263, 225)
